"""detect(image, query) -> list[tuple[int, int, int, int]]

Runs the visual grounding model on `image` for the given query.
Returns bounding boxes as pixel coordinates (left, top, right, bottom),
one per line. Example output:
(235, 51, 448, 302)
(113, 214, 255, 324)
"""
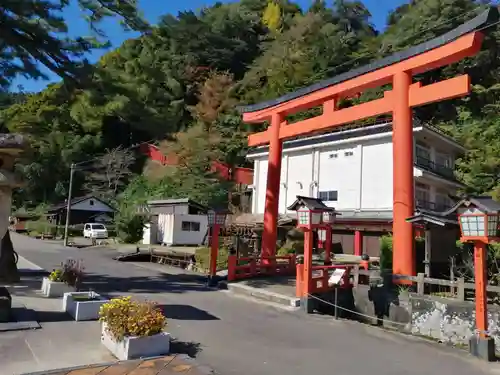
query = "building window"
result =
(329, 153, 338, 159)
(415, 184, 430, 206)
(89, 199, 94, 206)
(435, 152, 452, 168)
(319, 190, 338, 202)
(181, 221, 201, 232)
(344, 151, 354, 157)
(416, 143, 431, 161)
(436, 191, 452, 210)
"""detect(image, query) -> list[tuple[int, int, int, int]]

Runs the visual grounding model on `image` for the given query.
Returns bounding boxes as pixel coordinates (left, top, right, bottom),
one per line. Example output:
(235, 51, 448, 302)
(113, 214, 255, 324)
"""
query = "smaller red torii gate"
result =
(238, 8, 498, 276)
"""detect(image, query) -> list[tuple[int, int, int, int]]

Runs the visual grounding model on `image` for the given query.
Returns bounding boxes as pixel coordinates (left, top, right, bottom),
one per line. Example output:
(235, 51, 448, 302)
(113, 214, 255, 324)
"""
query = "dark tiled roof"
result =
(287, 196, 337, 211)
(406, 212, 458, 226)
(47, 195, 114, 212)
(443, 196, 500, 215)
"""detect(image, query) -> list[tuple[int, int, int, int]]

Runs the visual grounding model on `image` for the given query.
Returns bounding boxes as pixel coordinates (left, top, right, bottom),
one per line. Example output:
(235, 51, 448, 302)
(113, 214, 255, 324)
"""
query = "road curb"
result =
(20, 354, 216, 375)
(17, 255, 46, 272)
(219, 281, 300, 308)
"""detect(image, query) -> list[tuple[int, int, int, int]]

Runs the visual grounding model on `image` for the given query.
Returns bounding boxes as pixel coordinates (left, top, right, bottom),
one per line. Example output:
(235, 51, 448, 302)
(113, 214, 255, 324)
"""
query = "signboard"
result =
(328, 269, 346, 286)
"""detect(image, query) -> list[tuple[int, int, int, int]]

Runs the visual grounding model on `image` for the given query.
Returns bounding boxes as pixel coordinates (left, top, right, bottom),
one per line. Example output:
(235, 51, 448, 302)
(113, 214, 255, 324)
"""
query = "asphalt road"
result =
(11, 233, 500, 375)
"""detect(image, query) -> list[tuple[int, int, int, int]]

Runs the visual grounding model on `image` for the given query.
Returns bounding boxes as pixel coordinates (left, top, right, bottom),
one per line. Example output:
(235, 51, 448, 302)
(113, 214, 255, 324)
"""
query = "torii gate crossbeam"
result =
(238, 8, 498, 276)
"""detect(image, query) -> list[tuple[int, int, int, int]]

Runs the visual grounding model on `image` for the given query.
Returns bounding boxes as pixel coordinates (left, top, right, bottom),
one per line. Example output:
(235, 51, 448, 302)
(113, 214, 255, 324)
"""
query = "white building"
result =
(247, 120, 464, 217)
(142, 198, 208, 247)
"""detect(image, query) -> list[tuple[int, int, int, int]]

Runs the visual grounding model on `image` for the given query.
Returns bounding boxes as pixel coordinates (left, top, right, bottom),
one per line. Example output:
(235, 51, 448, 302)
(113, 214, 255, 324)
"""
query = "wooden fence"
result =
(353, 266, 500, 302)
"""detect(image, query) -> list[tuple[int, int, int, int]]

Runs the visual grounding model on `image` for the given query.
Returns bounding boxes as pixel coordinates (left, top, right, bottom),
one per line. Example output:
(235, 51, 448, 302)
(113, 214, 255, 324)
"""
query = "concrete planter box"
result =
(63, 292, 109, 321)
(41, 277, 73, 298)
(101, 323, 170, 360)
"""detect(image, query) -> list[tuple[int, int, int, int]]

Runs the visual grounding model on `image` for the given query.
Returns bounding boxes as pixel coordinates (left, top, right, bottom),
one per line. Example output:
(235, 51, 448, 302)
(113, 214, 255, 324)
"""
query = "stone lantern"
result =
(0, 134, 26, 283)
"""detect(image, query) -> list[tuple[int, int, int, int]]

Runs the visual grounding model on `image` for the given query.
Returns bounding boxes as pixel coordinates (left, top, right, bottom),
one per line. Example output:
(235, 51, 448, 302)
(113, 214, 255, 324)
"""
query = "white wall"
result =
(72, 197, 114, 212)
(360, 139, 393, 210)
(250, 131, 458, 214)
(172, 214, 208, 245)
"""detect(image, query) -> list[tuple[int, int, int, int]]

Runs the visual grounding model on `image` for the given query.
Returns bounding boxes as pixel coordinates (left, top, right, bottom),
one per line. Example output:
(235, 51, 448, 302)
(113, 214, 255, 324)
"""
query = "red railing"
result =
(296, 264, 353, 297)
(227, 254, 296, 281)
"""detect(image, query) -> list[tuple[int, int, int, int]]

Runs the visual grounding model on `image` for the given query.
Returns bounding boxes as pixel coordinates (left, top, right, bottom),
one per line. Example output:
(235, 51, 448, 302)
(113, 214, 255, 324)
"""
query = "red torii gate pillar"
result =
(240, 21, 488, 275)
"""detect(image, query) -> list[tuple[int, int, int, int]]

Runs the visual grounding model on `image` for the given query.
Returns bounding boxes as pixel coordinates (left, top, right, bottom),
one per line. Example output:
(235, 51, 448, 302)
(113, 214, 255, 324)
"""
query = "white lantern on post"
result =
(458, 206, 500, 241)
(441, 196, 500, 361)
(207, 208, 230, 228)
(287, 195, 338, 230)
(207, 210, 216, 226)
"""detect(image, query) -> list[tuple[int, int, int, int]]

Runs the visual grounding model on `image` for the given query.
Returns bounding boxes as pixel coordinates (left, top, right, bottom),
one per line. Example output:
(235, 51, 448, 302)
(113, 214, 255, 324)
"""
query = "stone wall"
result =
(410, 296, 500, 351)
(354, 285, 500, 351)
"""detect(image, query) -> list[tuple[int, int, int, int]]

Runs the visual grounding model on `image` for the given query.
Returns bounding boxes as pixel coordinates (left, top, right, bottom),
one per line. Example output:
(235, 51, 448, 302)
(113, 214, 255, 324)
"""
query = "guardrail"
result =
(352, 266, 500, 301)
(227, 254, 296, 281)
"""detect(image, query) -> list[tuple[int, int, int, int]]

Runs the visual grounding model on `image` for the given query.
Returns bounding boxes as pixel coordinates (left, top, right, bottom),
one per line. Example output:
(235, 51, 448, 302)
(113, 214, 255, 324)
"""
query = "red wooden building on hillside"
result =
(139, 143, 254, 185)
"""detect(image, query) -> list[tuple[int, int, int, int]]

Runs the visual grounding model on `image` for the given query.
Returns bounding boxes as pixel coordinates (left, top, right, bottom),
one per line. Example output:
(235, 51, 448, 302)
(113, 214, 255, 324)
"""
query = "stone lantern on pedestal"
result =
(0, 134, 26, 323)
(0, 134, 26, 283)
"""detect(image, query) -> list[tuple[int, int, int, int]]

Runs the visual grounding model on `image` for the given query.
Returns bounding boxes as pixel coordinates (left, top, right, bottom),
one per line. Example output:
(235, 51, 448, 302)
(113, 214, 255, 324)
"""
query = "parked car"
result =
(83, 223, 108, 239)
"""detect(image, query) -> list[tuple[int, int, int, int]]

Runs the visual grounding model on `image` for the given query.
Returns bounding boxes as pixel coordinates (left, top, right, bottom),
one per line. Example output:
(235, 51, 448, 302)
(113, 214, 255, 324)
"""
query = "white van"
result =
(83, 223, 108, 239)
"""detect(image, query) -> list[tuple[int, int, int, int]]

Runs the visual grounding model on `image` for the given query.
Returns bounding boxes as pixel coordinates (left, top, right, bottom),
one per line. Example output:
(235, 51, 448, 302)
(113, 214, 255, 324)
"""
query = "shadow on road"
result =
(80, 272, 211, 295)
(35, 309, 75, 322)
(159, 304, 219, 321)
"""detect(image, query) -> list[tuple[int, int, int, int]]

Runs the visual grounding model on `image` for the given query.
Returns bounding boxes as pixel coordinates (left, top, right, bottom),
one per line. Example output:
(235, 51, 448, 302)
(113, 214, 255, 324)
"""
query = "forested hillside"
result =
(3, 0, 500, 224)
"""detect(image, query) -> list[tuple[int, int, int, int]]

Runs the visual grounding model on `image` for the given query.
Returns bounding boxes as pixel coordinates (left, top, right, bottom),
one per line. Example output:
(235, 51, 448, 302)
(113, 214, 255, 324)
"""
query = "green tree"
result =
(0, 0, 148, 90)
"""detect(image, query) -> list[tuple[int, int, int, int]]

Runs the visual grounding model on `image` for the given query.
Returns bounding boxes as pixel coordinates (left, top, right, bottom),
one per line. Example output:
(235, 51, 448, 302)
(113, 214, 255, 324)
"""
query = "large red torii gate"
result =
(239, 8, 498, 276)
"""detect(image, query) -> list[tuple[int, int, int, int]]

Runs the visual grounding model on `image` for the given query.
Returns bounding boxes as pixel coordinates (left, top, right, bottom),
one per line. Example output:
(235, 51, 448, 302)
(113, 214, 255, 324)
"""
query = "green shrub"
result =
(277, 246, 296, 256)
(25, 220, 56, 235)
(379, 235, 393, 272)
(194, 246, 229, 271)
(115, 215, 145, 244)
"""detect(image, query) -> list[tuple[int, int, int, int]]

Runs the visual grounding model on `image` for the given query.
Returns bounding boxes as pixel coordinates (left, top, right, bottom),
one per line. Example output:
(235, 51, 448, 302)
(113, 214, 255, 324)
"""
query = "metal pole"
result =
(63, 163, 75, 247)
(334, 287, 339, 320)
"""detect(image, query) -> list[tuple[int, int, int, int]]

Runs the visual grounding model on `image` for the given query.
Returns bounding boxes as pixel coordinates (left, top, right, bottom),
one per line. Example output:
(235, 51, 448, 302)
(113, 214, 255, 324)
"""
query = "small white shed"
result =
(142, 198, 209, 246)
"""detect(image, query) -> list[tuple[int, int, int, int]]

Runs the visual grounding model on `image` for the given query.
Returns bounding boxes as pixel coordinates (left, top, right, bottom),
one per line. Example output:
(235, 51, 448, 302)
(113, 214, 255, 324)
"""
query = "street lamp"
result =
(207, 208, 230, 286)
(447, 196, 500, 361)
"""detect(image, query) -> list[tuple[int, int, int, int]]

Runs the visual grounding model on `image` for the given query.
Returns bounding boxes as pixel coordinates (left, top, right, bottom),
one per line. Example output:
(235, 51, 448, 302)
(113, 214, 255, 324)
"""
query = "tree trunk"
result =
(0, 231, 19, 283)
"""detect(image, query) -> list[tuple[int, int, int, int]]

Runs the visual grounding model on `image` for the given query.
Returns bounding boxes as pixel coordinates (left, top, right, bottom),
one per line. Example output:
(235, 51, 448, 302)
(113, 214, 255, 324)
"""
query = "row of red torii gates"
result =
(236, 7, 496, 277)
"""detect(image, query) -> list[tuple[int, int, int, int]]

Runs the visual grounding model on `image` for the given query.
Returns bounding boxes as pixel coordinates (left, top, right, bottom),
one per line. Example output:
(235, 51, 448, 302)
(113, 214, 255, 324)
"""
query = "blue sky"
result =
(12, 0, 408, 92)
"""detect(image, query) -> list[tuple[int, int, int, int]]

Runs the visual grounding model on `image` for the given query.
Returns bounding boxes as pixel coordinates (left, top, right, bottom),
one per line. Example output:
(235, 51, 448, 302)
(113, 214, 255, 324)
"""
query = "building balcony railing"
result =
(415, 155, 456, 180)
(415, 199, 452, 213)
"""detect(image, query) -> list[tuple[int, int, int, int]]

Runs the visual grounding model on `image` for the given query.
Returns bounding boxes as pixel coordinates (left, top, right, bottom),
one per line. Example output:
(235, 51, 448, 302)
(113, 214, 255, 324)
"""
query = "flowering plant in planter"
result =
(48, 259, 84, 288)
(99, 296, 169, 360)
(48, 268, 64, 282)
(99, 296, 166, 341)
(43, 259, 84, 297)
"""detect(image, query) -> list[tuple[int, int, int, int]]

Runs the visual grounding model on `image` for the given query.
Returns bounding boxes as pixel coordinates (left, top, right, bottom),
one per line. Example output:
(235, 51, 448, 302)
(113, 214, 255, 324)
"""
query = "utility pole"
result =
(63, 163, 75, 247)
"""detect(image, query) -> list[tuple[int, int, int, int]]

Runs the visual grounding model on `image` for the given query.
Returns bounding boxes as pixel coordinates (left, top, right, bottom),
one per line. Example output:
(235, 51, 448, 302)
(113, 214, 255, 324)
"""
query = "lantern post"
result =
(207, 208, 230, 286)
(287, 196, 338, 312)
(449, 197, 500, 361)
